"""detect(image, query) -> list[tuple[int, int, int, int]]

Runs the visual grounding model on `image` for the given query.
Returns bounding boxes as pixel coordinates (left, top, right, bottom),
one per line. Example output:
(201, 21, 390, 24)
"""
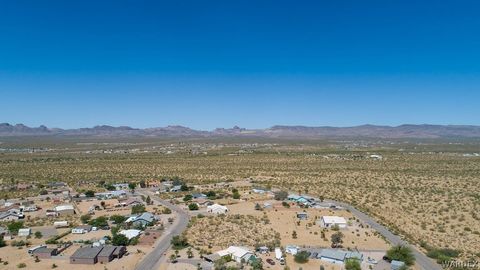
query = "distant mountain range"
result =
(1, 123, 480, 139)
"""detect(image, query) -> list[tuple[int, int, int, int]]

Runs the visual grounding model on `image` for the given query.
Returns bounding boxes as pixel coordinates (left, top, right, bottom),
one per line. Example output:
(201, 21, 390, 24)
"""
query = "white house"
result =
(54, 205, 75, 216)
(319, 216, 348, 229)
(217, 246, 253, 263)
(18, 228, 31, 237)
(53, 221, 69, 228)
(207, 204, 228, 214)
(71, 225, 92, 234)
(285, 245, 299, 255)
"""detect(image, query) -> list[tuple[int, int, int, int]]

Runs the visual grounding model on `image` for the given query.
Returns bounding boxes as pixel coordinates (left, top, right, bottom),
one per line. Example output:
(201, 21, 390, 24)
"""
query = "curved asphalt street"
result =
(135, 190, 190, 270)
(327, 199, 442, 270)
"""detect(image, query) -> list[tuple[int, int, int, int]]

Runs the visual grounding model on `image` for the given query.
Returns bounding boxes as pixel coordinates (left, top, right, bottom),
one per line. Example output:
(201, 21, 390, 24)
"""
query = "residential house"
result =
(207, 204, 228, 214)
(285, 245, 299, 255)
(127, 212, 156, 227)
(97, 245, 126, 263)
(32, 247, 58, 259)
(192, 193, 207, 199)
(54, 205, 75, 216)
(18, 228, 31, 237)
(318, 216, 348, 229)
(217, 246, 254, 263)
(70, 246, 103, 265)
(72, 225, 92, 234)
(170, 185, 182, 192)
(112, 183, 129, 190)
(0, 211, 23, 221)
(119, 229, 141, 240)
(258, 246, 269, 254)
(317, 249, 364, 264)
(116, 197, 143, 208)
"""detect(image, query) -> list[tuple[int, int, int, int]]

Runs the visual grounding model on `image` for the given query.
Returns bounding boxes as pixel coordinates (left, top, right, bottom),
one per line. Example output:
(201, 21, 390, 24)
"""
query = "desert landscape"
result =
(1, 136, 479, 268)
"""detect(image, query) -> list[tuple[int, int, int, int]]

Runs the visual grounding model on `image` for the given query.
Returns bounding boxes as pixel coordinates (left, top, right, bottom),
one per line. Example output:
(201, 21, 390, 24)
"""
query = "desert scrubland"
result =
(1, 138, 479, 260)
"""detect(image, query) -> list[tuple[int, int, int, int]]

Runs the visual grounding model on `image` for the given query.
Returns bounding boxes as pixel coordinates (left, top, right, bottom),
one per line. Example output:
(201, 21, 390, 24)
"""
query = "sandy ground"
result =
(0, 244, 152, 270)
(229, 200, 390, 250)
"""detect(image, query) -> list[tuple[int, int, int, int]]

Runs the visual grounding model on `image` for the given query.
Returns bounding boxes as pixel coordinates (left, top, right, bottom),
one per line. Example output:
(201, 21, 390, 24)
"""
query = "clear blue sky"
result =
(1, 0, 479, 130)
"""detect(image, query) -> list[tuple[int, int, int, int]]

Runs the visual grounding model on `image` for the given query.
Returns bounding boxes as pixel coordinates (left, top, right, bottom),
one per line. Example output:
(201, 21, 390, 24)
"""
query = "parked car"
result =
(266, 258, 275, 265)
(367, 257, 378, 264)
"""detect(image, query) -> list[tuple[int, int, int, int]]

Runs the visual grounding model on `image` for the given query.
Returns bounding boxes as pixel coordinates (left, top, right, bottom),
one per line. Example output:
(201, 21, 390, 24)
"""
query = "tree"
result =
(100, 201, 106, 209)
(180, 184, 189, 192)
(105, 184, 115, 191)
(39, 189, 48, 195)
(171, 235, 189, 249)
(112, 233, 129, 246)
(386, 245, 415, 266)
(232, 191, 240, 199)
(292, 230, 297, 239)
(255, 203, 262, 211)
(7, 221, 23, 234)
(274, 190, 288, 201)
(331, 231, 344, 247)
(146, 196, 152, 205)
(294, 251, 309, 263)
(188, 203, 199, 211)
(0, 236, 6, 247)
(131, 204, 146, 214)
(251, 258, 263, 270)
(345, 259, 361, 270)
(89, 216, 108, 227)
(162, 207, 172, 214)
(34, 231, 42, 239)
(84, 190, 95, 197)
(80, 214, 91, 224)
(139, 180, 146, 188)
(170, 253, 177, 263)
(183, 195, 193, 202)
(206, 191, 216, 199)
(128, 182, 137, 192)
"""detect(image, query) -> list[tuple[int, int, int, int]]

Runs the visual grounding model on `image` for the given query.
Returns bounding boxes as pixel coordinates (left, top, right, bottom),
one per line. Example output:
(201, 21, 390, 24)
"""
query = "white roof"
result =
(18, 228, 31, 235)
(217, 246, 251, 258)
(119, 229, 141, 239)
(207, 204, 228, 211)
(322, 216, 347, 224)
(54, 205, 74, 211)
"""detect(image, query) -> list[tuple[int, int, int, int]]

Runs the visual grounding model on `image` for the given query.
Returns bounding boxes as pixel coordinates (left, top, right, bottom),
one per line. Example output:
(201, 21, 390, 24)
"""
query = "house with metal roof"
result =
(317, 249, 364, 264)
(126, 212, 156, 227)
(70, 246, 103, 264)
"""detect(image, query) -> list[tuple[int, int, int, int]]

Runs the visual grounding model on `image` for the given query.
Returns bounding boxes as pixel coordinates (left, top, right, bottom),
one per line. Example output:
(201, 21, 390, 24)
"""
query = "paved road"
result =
(326, 199, 442, 270)
(135, 190, 190, 270)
